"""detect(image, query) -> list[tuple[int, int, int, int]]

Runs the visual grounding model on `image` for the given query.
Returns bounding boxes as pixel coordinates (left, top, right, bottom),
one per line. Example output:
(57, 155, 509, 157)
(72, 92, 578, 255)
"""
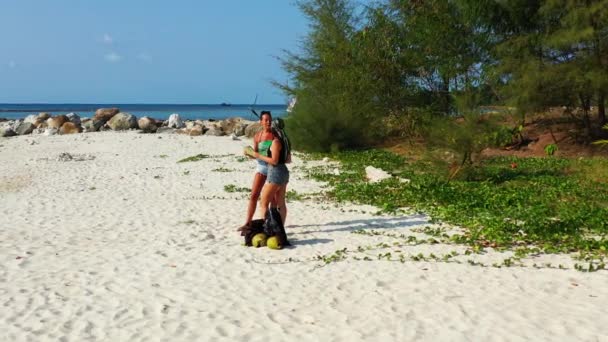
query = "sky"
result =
(0, 0, 309, 104)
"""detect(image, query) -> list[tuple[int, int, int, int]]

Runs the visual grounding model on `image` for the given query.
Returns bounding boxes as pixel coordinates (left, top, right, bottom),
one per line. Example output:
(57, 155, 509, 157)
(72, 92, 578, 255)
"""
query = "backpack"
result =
(242, 208, 290, 247)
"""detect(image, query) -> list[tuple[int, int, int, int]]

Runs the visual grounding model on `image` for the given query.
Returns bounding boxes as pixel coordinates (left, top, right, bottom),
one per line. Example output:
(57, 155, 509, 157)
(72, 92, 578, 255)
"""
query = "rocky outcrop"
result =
(138, 117, 157, 133)
(107, 113, 138, 130)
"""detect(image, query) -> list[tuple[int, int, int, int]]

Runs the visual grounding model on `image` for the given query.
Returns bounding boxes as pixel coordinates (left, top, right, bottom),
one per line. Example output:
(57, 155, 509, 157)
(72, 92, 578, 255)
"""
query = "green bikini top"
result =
(258, 139, 273, 157)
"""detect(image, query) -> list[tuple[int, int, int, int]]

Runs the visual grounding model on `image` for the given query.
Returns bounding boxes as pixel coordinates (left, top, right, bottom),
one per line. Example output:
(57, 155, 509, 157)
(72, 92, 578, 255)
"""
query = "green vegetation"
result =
(305, 150, 608, 266)
(212, 167, 234, 172)
(279, 0, 608, 151)
(223, 184, 250, 193)
(177, 154, 209, 163)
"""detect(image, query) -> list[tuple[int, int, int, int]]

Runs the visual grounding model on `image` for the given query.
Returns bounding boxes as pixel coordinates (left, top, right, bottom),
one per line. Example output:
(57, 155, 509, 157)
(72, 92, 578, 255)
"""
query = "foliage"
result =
(277, 0, 608, 151)
(425, 110, 513, 179)
(544, 143, 558, 156)
(177, 154, 209, 163)
(593, 124, 608, 146)
(304, 149, 608, 256)
(223, 184, 249, 193)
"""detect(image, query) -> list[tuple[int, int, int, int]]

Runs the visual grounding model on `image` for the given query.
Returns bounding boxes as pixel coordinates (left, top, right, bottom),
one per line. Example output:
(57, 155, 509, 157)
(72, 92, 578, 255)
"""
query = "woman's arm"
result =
(255, 138, 281, 166)
(245, 132, 260, 159)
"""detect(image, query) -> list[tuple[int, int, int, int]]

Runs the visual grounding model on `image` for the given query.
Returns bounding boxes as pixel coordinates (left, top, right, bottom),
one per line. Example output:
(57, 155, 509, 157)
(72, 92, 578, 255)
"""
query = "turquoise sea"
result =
(0, 104, 287, 121)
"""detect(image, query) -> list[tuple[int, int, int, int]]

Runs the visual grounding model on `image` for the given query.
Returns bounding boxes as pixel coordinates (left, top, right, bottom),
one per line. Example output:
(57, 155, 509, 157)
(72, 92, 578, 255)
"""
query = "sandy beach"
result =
(1, 131, 607, 341)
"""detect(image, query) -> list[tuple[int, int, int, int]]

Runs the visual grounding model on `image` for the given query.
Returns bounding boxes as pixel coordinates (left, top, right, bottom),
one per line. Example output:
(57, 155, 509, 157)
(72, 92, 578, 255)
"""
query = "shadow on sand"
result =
(288, 238, 334, 247)
(287, 213, 428, 235)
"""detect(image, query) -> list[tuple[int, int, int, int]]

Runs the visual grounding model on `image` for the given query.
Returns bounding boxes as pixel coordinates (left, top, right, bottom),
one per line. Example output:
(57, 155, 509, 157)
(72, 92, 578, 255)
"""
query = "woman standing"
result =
(238, 111, 274, 232)
(254, 118, 291, 226)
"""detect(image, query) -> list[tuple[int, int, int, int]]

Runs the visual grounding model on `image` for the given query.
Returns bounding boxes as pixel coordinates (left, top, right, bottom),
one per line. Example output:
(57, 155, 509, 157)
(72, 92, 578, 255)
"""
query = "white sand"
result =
(1, 131, 607, 342)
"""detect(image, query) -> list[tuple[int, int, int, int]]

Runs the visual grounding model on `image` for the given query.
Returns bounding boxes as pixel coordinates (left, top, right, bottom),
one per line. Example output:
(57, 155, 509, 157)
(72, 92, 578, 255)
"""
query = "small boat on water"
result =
(220, 102, 232, 107)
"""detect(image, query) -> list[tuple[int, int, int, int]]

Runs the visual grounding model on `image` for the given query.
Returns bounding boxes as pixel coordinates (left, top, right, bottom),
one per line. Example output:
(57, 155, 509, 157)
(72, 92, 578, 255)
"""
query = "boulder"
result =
(43, 127, 58, 136)
(1, 127, 16, 137)
(138, 116, 157, 133)
(188, 125, 203, 136)
(47, 115, 68, 129)
(365, 166, 392, 183)
(66, 113, 81, 126)
(220, 117, 252, 136)
(24, 114, 38, 124)
(59, 122, 81, 135)
(82, 118, 103, 132)
(107, 112, 138, 130)
(167, 113, 185, 128)
(37, 112, 51, 120)
(205, 124, 224, 136)
(244, 122, 262, 138)
(15, 122, 35, 135)
(93, 108, 119, 123)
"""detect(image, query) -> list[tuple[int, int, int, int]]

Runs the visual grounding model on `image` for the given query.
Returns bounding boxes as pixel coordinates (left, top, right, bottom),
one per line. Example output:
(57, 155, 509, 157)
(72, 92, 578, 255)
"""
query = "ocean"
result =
(0, 104, 288, 121)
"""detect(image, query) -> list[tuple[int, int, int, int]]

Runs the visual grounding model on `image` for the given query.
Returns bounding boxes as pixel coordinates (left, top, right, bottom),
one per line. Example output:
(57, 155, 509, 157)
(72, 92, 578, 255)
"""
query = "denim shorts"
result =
(256, 160, 268, 176)
(267, 164, 289, 185)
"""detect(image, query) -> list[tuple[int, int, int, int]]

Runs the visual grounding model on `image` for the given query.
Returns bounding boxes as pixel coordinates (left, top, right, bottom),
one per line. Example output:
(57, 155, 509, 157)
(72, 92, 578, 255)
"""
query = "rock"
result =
(204, 124, 224, 136)
(244, 122, 262, 138)
(24, 114, 38, 124)
(138, 116, 157, 133)
(1, 127, 16, 137)
(82, 118, 103, 132)
(167, 113, 184, 128)
(47, 115, 68, 129)
(220, 117, 249, 135)
(14, 122, 35, 135)
(59, 122, 81, 134)
(188, 125, 203, 136)
(37, 112, 51, 120)
(43, 127, 58, 136)
(156, 127, 178, 134)
(93, 108, 119, 123)
(107, 112, 138, 130)
(365, 166, 392, 183)
(66, 113, 81, 126)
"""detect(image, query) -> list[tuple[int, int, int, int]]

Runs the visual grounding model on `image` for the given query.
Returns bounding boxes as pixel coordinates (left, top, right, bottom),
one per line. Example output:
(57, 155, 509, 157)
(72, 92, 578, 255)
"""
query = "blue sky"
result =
(0, 0, 308, 104)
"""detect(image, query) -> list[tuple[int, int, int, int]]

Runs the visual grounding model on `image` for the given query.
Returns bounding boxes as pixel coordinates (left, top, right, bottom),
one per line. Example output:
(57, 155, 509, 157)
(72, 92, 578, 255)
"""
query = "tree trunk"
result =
(598, 90, 606, 126)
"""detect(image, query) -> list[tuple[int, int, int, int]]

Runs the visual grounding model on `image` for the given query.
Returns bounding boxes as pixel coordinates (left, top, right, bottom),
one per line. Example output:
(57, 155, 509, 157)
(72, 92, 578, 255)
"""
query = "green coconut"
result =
(252, 233, 268, 247)
(266, 236, 282, 250)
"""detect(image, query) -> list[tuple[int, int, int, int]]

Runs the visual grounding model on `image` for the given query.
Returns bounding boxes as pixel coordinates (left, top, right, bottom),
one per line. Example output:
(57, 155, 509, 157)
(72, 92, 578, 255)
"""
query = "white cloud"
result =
(8, 61, 16, 68)
(103, 33, 113, 44)
(136, 53, 152, 62)
(104, 52, 122, 62)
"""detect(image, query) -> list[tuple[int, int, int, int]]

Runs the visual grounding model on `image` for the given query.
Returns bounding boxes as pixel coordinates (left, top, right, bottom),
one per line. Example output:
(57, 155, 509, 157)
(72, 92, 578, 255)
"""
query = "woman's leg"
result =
(259, 182, 282, 221)
(240, 172, 266, 230)
(275, 184, 288, 225)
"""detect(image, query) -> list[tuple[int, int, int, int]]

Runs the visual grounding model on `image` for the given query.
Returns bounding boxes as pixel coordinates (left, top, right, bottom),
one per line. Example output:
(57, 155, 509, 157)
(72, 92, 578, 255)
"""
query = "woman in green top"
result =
(238, 111, 274, 232)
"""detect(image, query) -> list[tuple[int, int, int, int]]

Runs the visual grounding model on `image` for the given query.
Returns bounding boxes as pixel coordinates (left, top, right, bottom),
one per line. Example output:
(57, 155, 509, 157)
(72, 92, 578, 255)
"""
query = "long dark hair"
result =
(272, 118, 291, 162)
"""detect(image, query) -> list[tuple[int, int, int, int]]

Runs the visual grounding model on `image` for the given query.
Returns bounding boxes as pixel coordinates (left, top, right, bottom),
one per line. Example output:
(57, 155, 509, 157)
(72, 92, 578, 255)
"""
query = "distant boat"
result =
(220, 102, 232, 107)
